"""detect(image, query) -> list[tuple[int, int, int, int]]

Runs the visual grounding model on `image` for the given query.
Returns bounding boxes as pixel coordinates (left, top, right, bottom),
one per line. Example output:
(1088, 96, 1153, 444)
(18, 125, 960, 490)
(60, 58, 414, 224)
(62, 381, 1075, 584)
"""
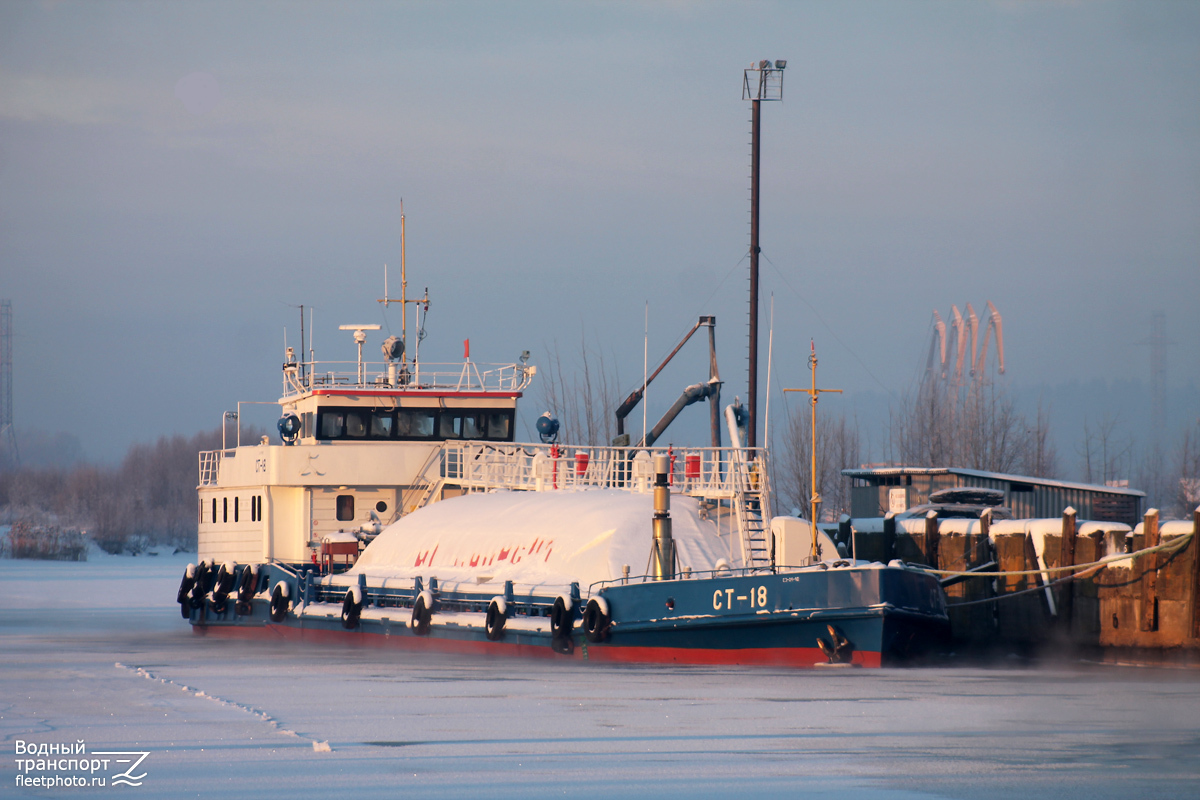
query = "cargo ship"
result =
(177, 62, 950, 666)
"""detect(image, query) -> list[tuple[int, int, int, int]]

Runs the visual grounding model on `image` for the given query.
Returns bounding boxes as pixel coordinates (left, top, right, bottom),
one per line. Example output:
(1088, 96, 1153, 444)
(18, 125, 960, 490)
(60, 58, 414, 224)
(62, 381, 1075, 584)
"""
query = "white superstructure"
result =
(197, 342, 536, 566)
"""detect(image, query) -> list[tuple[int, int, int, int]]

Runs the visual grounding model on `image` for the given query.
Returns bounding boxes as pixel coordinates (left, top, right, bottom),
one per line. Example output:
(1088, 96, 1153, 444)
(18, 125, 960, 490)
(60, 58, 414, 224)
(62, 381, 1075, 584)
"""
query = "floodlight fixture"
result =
(774, 59, 786, 69)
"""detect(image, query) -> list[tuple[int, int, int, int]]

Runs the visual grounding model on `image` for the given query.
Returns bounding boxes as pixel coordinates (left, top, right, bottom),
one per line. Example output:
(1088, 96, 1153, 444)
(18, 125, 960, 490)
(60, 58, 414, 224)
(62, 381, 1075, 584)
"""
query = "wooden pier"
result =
(831, 507, 1200, 664)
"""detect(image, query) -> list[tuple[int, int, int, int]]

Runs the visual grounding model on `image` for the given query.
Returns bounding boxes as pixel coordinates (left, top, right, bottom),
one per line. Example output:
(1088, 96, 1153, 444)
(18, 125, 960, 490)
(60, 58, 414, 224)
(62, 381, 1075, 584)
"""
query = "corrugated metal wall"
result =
(848, 471, 1142, 524)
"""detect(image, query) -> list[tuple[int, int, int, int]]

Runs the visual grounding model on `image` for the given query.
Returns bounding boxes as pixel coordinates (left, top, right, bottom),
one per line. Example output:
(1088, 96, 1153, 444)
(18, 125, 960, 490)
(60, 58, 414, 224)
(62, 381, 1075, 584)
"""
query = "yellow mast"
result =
(400, 200, 407, 362)
(379, 199, 427, 372)
(784, 341, 841, 563)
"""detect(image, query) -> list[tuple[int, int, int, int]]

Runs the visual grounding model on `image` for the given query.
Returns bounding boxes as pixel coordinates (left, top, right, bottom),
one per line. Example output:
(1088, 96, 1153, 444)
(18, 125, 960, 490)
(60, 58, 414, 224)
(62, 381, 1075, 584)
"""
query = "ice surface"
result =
(3, 553, 1200, 799)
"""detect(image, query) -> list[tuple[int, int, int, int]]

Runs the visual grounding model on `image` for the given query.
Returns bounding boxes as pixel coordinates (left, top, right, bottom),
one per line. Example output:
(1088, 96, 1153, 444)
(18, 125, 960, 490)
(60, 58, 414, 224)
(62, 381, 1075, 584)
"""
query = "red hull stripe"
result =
(309, 389, 521, 399)
(192, 624, 881, 668)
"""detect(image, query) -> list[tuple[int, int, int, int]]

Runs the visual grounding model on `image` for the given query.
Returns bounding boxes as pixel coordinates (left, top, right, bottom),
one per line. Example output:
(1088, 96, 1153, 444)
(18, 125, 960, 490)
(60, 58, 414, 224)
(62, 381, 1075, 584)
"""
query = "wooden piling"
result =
(882, 512, 896, 563)
(942, 513, 996, 645)
(924, 511, 940, 570)
(838, 515, 852, 558)
(1059, 507, 1077, 631)
(1139, 509, 1160, 633)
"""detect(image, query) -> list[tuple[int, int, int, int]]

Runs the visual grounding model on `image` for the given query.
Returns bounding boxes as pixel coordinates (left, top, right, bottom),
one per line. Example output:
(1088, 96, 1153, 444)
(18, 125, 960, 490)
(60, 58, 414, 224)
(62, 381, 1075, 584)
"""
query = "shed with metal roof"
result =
(842, 466, 1145, 525)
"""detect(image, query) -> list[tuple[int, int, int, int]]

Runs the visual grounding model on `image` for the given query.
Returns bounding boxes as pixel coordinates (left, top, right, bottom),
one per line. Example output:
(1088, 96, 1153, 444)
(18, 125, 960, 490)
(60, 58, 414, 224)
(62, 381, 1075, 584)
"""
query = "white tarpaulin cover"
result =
(347, 489, 734, 593)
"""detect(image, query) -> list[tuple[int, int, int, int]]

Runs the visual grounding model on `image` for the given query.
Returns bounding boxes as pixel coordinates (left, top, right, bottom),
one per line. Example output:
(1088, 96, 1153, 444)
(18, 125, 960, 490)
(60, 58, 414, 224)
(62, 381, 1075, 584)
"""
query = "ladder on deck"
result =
(734, 458, 772, 569)
(401, 445, 447, 515)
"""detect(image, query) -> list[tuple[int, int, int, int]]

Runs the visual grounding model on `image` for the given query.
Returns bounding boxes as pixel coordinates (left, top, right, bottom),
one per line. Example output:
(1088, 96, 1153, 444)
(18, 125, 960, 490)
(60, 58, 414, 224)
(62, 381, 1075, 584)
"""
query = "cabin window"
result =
(462, 413, 485, 439)
(438, 413, 463, 439)
(397, 409, 437, 439)
(222, 497, 228, 523)
(336, 494, 355, 522)
(320, 410, 345, 438)
(234, 497, 239, 522)
(345, 411, 368, 438)
(487, 412, 511, 440)
(314, 406, 514, 442)
(376, 500, 388, 513)
(370, 412, 393, 438)
(1010, 482, 1033, 493)
(211, 498, 217, 523)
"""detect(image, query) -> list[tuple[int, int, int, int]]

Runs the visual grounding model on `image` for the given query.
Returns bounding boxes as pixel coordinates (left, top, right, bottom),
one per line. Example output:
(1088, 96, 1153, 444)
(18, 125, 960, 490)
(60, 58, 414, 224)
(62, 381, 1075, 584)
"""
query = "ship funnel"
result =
(651, 454, 675, 580)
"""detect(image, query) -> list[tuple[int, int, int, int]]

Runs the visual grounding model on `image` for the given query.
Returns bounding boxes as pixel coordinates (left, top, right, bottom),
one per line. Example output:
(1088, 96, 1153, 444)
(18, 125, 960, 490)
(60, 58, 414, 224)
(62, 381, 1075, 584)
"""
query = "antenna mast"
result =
(379, 199, 428, 371)
(742, 58, 785, 449)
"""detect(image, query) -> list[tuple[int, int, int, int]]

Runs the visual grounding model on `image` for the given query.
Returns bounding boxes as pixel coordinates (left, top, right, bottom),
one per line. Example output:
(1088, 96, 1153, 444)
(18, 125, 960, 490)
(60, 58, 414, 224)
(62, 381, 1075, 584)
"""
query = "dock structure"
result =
(845, 466, 1145, 526)
(825, 506, 1200, 663)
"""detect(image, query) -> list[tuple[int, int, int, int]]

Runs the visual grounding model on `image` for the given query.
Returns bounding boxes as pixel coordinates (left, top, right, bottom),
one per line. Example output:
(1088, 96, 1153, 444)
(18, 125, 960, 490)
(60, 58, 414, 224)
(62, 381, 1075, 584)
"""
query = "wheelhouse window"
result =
(370, 413, 393, 438)
(320, 411, 345, 438)
(315, 406, 515, 443)
(397, 409, 436, 438)
(486, 412, 511, 440)
(345, 411, 368, 438)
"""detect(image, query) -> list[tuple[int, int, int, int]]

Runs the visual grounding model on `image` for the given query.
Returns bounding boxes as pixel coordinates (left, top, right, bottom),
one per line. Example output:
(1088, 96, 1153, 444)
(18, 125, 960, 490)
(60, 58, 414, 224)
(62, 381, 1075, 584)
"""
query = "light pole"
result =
(742, 59, 785, 450)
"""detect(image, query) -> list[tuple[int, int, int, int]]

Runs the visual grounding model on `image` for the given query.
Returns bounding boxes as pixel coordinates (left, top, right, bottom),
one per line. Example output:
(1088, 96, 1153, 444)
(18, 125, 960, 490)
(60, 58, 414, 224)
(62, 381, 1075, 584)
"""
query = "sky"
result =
(1, 0, 1198, 469)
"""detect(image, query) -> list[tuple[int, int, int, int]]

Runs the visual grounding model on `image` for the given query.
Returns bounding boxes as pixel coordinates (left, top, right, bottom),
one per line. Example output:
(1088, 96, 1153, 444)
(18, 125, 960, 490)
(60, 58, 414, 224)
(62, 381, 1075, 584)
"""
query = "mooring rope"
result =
(918, 530, 1194, 580)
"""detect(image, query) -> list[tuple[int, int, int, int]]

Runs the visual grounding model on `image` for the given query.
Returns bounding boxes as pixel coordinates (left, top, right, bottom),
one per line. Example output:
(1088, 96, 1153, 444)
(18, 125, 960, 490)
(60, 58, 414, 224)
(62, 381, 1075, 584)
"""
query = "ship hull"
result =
(186, 565, 949, 668)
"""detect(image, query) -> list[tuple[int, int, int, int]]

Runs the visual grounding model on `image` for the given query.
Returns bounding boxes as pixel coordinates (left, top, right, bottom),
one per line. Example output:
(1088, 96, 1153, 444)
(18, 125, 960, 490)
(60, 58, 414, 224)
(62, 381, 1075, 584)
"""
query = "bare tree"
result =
(888, 377, 1051, 476)
(537, 332, 622, 447)
(777, 410, 861, 522)
(1174, 419, 1200, 516)
(1077, 413, 1134, 485)
(1018, 399, 1058, 478)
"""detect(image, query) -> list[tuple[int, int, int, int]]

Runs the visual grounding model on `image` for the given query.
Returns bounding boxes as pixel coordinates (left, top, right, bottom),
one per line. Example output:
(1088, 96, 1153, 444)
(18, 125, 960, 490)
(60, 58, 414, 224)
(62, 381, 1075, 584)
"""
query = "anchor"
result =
(816, 624, 855, 665)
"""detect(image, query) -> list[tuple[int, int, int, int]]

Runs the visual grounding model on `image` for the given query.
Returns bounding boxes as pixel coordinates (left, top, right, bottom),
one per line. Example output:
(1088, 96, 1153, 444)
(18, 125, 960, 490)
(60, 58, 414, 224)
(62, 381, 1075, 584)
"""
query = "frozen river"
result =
(2, 553, 1198, 799)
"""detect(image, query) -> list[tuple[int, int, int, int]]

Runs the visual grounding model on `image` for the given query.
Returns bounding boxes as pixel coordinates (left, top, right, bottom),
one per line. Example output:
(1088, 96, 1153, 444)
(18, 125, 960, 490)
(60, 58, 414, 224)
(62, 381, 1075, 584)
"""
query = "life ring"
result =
(551, 595, 573, 637)
(210, 562, 236, 614)
(235, 565, 258, 616)
(177, 564, 196, 619)
(411, 590, 434, 635)
(189, 562, 210, 610)
(269, 583, 290, 623)
(341, 587, 363, 629)
(582, 597, 611, 643)
(485, 597, 507, 641)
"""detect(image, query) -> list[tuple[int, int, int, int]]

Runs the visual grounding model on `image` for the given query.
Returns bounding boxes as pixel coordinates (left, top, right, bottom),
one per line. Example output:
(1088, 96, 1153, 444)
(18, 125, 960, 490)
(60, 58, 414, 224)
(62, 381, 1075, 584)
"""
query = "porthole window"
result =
(336, 494, 355, 522)
(376, 501, 388, 513)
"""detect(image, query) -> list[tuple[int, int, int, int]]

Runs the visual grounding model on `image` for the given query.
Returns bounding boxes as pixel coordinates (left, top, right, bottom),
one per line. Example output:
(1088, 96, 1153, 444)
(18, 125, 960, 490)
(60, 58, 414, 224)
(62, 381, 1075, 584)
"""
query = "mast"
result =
(784, 341, 840, 563)
(742, 59, 785, 449)
(400, 201, 408, 368)
(379, 199, 427, 374)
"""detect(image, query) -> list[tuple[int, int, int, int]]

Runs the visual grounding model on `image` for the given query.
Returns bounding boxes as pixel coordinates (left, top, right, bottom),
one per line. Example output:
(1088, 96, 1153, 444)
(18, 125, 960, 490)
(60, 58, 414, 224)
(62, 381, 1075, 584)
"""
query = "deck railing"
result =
(281, 360, 535, 397)
(442, 442, 768, 500)
(198, 450, 220, 487)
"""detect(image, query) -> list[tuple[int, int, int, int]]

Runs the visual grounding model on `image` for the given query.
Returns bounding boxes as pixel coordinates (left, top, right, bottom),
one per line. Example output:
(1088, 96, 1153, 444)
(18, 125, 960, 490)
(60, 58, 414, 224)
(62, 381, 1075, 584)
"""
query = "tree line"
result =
(0, 427, 248, 553)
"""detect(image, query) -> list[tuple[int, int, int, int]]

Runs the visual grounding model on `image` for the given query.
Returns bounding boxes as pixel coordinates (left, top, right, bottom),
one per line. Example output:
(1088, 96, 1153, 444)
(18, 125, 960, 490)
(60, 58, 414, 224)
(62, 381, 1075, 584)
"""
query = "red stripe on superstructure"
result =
(309, 389, 522, 399)
(191, 624, 882, 668)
